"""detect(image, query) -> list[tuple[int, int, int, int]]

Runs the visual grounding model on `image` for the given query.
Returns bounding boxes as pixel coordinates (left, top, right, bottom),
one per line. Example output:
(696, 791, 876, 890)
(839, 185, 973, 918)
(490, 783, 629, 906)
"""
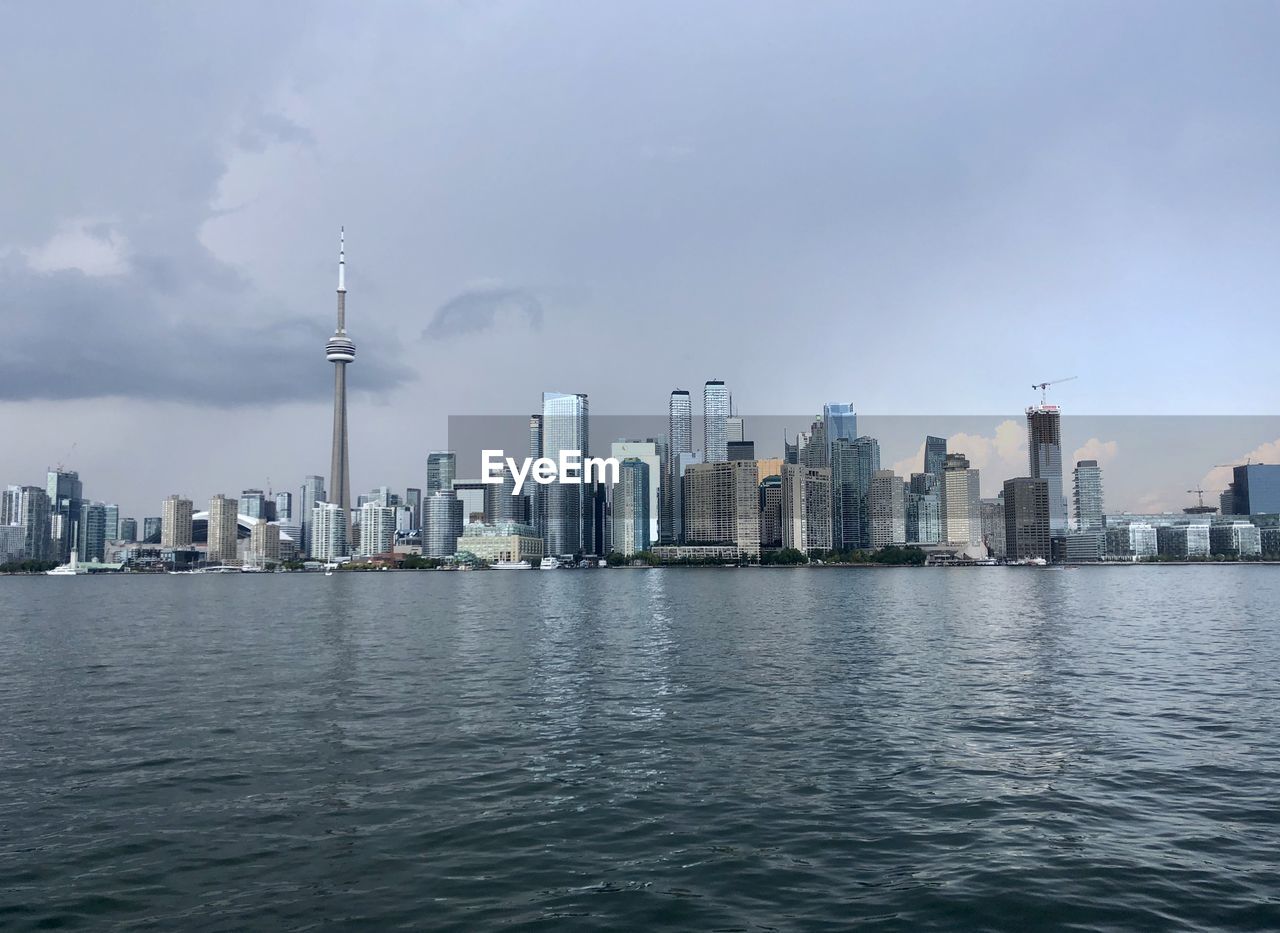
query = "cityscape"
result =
(4, 238, 1277, 573)
(6, 5, 1280, 931)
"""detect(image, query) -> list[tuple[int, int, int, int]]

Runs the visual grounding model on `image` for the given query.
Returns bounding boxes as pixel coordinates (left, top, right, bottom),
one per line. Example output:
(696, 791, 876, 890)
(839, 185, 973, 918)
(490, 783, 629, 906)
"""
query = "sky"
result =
(2, 1, 1278, 519)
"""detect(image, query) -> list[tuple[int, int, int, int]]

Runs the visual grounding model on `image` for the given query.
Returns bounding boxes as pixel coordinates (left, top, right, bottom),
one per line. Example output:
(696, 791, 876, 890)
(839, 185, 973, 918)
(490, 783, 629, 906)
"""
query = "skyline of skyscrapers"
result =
(3, 239, 1275, 570)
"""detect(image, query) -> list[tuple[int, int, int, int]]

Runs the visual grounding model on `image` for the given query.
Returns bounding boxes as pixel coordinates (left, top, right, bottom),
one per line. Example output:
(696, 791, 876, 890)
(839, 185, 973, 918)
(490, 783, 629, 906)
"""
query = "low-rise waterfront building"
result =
(1064, 531, 1104, 562)
(1209, 521, 1262, 558)
(459, 522, 545, 564)
(1105, 522, 1158, 560)
(1157, 523, 1210, 559)
(650, 544, 741, 562)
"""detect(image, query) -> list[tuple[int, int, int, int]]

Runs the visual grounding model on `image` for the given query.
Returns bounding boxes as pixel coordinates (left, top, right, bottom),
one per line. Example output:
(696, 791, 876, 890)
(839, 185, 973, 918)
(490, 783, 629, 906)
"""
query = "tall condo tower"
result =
(1026, 405, 1067, 534)
(665, 389, 693, 542)
(326, 229, 356, 535)
(703, 380, 730, 463)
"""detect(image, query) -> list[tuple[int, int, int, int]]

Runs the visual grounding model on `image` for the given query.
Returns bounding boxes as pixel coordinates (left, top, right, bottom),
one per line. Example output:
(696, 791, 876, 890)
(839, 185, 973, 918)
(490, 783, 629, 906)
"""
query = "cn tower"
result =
(326, 229, 355, 533)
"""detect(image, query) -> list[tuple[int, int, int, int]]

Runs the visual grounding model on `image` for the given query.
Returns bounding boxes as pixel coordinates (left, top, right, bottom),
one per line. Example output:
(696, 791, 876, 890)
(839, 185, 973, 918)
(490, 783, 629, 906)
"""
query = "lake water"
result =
(2, 568, 1279, 930)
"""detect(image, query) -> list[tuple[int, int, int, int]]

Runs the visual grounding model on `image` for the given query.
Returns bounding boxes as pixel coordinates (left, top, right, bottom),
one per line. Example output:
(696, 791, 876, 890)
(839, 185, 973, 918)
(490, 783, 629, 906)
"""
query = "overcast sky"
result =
(2, 1, 1278, 518)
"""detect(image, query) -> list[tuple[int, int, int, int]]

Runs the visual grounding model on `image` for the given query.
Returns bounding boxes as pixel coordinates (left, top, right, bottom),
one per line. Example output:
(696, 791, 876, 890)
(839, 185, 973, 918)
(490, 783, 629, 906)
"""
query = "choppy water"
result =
(2, 567, 1279, 931)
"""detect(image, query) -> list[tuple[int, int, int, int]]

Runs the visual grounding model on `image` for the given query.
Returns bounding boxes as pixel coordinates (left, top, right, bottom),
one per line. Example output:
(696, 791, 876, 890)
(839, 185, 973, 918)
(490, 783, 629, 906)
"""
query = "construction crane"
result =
(1031, 376, 1077, 407)
(54, 441, 77, 473)
(1186, 487, 1210, 509)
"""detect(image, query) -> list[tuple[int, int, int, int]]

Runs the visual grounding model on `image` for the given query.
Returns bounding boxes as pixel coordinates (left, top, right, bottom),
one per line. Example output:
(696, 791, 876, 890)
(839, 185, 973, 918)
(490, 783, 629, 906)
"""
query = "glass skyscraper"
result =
(300, 475, 326, 557)
(542, 391, 590, 556)
(426, 452, 457, 495)
(1233, 464, 1280, 515)
(823, 403, 857, 459)
(924, 436, 947, 478)
(46, 469, 83, 562)
(831, 436, 880, 549)
(77, 502, 107, 562)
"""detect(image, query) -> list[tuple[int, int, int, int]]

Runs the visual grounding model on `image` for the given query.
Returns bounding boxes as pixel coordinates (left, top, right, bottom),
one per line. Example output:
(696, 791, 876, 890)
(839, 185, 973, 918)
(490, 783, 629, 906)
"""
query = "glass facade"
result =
(426, 452, 457, 495)
(542, 392, 590, 556)
(823, 403, 858, 455)
(924, 436, 947, 479)
(1236, 464, 1280, 515)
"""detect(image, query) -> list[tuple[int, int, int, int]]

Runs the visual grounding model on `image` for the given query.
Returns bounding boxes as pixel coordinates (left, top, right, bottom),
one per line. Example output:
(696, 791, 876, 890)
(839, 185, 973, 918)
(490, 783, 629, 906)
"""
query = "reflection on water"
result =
(2, 568, 1279, 931)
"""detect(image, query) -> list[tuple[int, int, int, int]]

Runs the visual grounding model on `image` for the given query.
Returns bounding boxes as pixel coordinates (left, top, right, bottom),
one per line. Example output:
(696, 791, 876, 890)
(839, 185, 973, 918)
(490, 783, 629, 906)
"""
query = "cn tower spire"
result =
(338, 226, 346, 294)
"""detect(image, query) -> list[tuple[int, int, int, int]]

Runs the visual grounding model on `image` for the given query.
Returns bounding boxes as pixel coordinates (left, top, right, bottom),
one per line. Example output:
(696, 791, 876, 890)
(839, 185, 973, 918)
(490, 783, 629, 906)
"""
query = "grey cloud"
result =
(236, 112, 317, 153)
(0, 255, 411, 405)
(424, 287, 544, 340)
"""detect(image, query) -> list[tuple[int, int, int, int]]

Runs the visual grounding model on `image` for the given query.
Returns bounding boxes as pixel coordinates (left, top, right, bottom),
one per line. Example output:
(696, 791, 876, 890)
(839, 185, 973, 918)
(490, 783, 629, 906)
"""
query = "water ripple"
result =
(2, 568, 1279, 930)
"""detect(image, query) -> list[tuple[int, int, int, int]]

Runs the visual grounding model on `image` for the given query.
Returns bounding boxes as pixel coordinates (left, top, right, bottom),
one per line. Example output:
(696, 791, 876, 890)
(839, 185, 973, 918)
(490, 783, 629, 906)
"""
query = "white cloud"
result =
(23, 219, 129, 276)
(890, 419, 1027, 496)
(1200, 437, 1280, 499)
(1072, 437, 1119, 466)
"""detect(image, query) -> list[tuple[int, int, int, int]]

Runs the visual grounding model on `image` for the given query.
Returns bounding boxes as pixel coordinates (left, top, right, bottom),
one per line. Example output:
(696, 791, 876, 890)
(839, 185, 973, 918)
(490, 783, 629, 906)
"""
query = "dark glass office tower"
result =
(1004, 477, 1050, 561)
(924, 436, 947, 478)
(46, 469, 84, 562)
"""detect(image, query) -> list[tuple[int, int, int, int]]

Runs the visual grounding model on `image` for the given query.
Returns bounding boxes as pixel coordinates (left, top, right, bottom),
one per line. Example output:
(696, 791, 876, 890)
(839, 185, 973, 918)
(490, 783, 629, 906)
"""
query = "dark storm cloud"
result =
(424, 287, 544, 340)
(0, 256, 411, 405)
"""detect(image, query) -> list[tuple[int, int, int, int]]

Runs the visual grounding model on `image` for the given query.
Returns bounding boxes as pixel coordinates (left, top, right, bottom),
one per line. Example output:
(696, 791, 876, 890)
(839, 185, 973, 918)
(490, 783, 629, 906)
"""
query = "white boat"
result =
(539, 556, 561, 570)
(491, 560, 532, 570)
(47, 551, 89, 575)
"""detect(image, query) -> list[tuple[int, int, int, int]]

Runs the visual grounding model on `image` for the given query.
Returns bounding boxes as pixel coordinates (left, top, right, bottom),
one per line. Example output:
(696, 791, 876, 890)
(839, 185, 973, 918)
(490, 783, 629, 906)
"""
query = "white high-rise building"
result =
(1073, 460, 1104, 531)
(312, 502, 348, 562)
(357, 503, 396, 557)
(703, 381, 730, 463)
